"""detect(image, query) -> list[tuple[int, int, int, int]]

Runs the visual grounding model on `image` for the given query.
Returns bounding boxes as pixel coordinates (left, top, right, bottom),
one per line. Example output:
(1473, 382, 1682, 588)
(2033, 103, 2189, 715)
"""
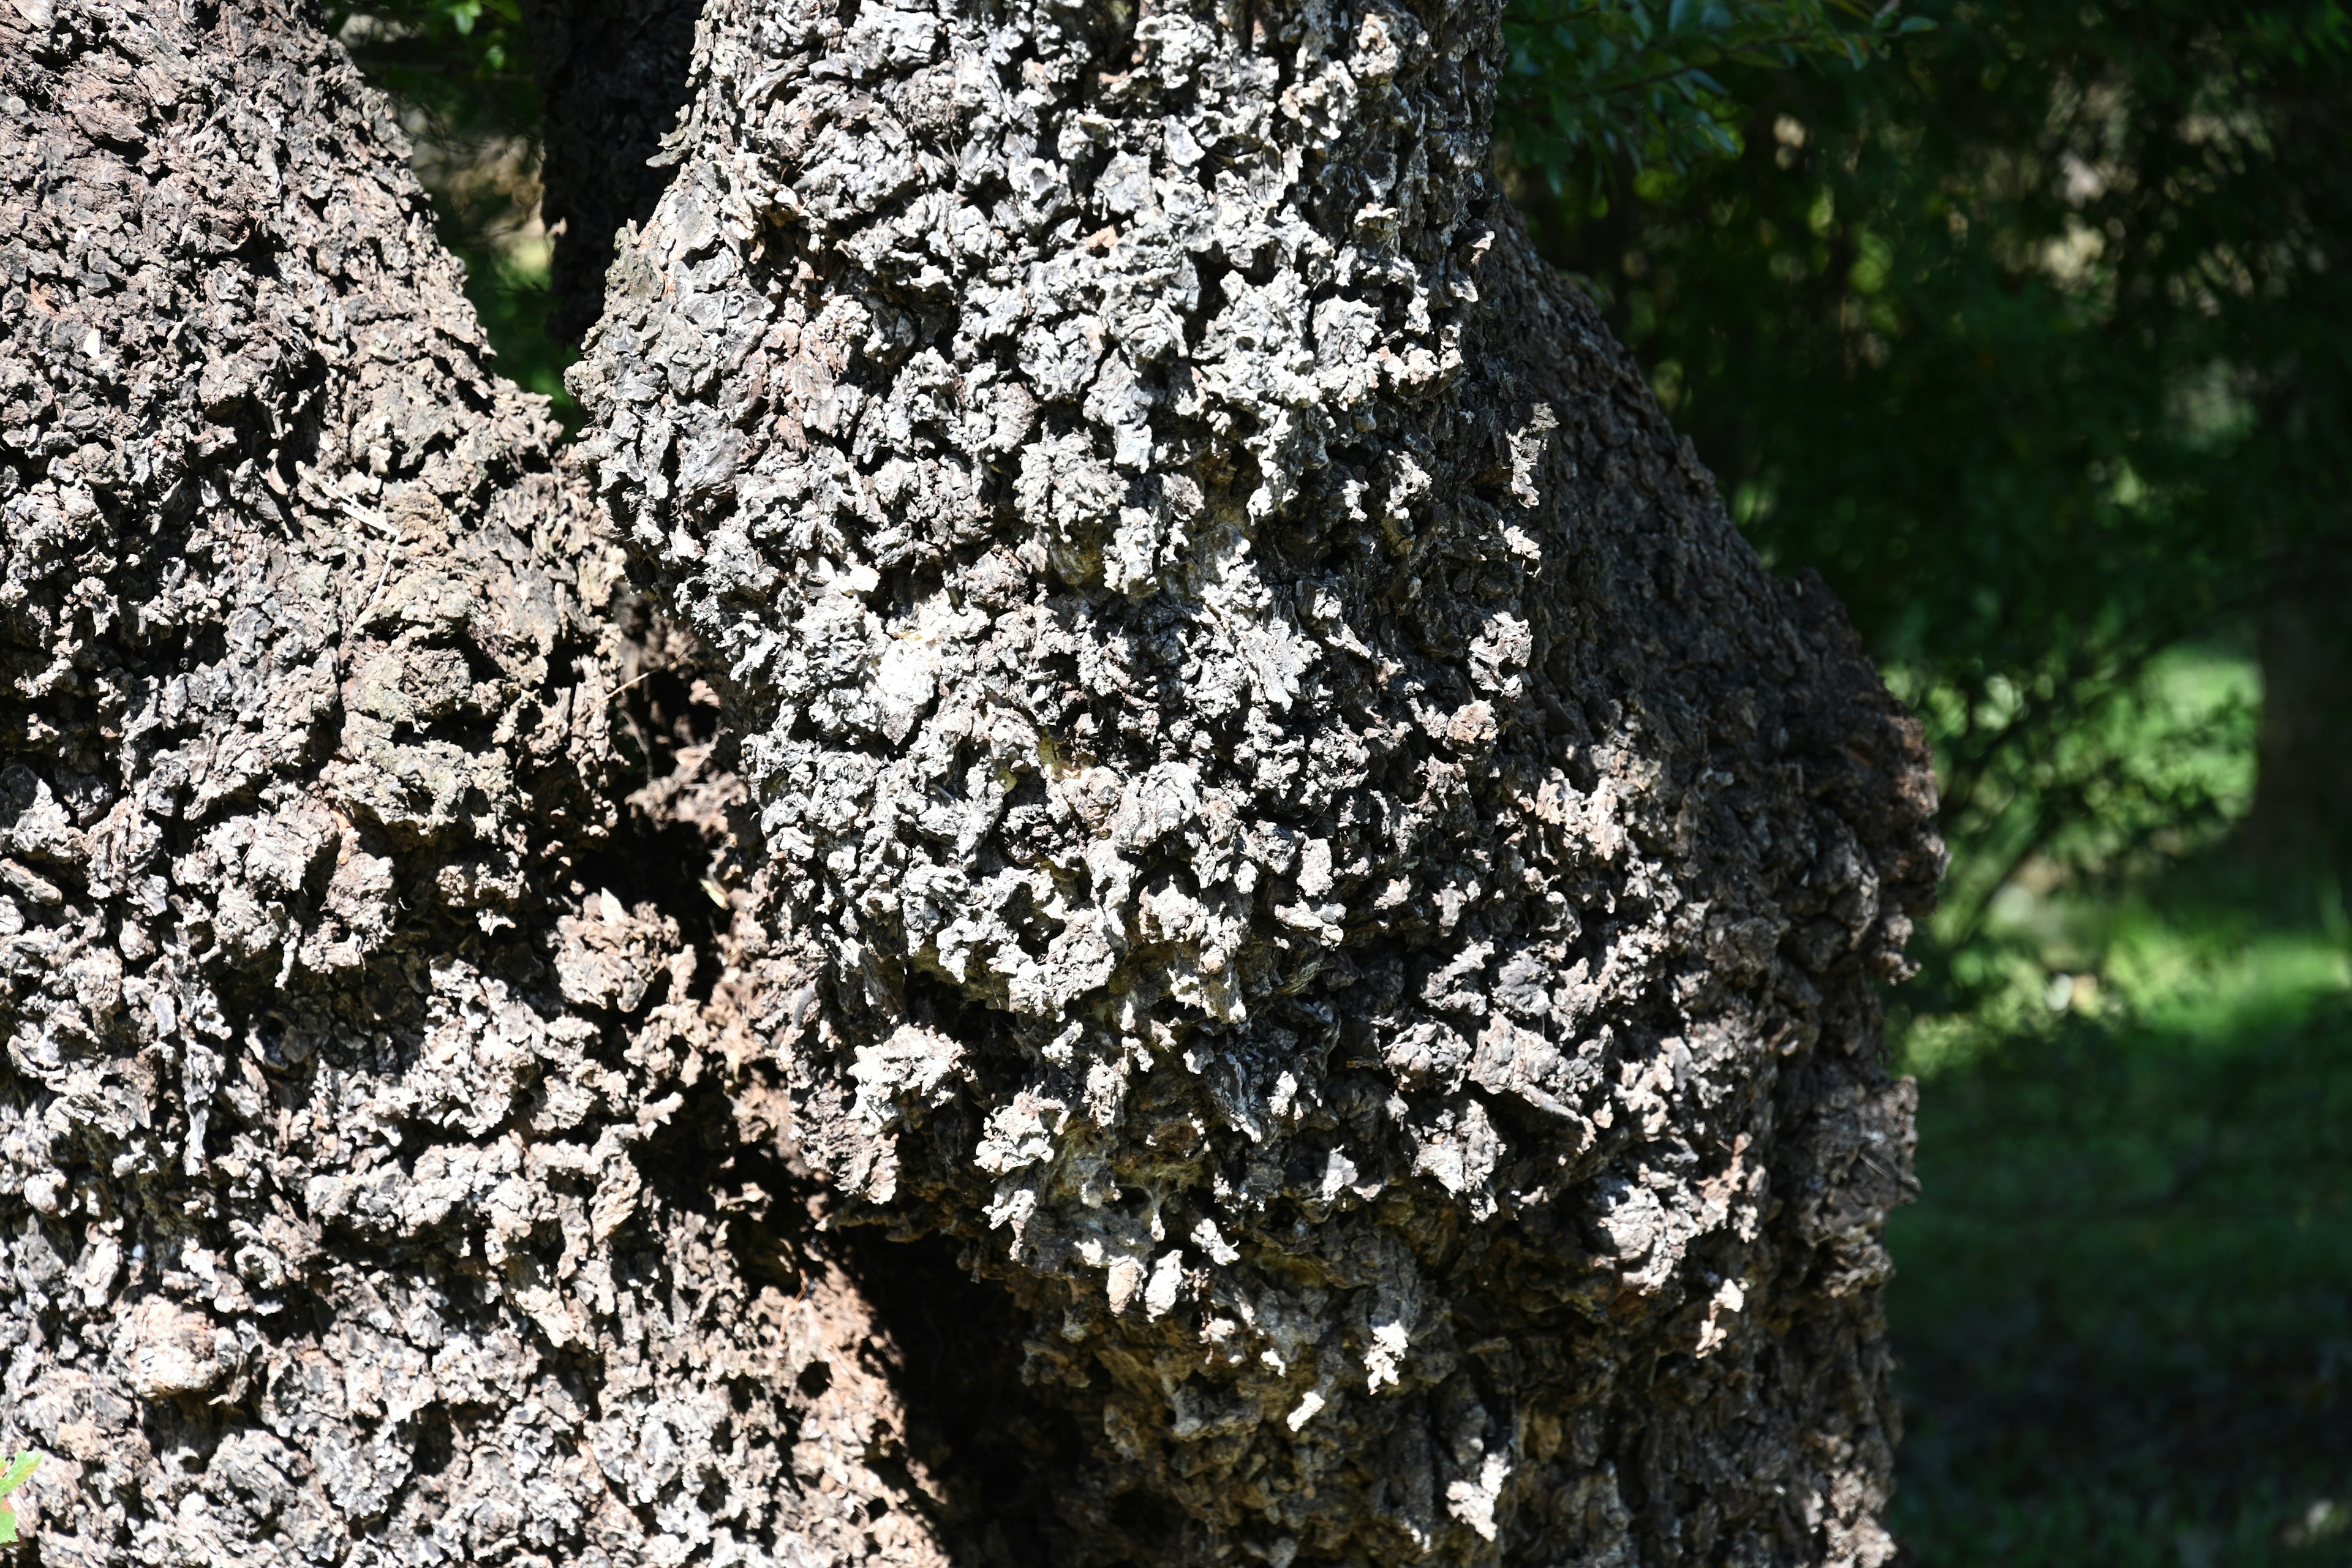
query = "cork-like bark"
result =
(575, 0, 1942, 1564)
(0, 1, 954, 1562)
(0, 0, 1941, 1563)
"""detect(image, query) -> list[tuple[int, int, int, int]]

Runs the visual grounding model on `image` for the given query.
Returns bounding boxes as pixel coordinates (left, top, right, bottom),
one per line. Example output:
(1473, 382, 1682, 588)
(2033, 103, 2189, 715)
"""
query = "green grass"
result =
(1889, 850, 2352, 1564)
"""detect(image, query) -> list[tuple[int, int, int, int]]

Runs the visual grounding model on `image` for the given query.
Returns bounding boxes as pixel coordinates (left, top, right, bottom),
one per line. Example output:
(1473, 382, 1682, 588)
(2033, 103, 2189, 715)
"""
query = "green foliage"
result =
(1506, 0, 2352, 995)
(1882, 662, 2351, 1566)
(1891, 859, 2352, 1565)
(328, 0, 533, 138)
(331, 0, 578, 420)
(1500, 0, 1929, 183)
(0, 1451, 43, 1545)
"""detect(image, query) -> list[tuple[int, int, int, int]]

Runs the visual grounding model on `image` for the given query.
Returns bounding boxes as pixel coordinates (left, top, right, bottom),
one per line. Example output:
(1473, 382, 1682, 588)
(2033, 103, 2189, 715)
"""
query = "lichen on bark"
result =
(573, 0, 1943, 1564)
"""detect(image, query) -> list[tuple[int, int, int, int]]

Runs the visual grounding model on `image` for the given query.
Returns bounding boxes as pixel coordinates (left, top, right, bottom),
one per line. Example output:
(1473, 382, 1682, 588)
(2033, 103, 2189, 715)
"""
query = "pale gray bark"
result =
(0, 0, 1941, 1564)
(575, 0, 1942, 1564)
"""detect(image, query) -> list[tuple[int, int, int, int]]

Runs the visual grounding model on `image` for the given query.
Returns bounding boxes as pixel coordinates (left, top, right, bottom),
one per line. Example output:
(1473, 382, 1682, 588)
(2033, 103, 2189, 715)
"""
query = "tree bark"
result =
(0, 0, 1941, 1566)
(0, 2, 954, 1562)
(2246, 523, 2352, 880)
(573, 1, 1942, 1564)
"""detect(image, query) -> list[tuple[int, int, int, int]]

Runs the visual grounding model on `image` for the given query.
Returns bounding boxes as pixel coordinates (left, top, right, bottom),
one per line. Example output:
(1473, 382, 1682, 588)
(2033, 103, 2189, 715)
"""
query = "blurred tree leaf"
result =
(1500, 0, 1926, 189)
(1504, 0, 2352, 998)
(328, 0, 534, 135)
(0, 1450, 42, 1545)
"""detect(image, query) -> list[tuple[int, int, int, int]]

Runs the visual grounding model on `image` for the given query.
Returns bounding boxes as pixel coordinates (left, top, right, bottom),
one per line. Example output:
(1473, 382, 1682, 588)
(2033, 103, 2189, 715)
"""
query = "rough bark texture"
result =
(0, 2, 958, 1562)
(1, 0, 1942, 1562)
(573, 1, 1943, 1565)
(520, 0, 703, 343)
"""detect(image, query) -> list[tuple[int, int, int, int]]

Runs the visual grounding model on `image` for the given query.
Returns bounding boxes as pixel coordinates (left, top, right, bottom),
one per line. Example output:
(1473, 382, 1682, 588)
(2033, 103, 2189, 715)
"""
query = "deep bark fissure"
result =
(522, 0, 706, 343)
(832, 1226, 1098, 1566)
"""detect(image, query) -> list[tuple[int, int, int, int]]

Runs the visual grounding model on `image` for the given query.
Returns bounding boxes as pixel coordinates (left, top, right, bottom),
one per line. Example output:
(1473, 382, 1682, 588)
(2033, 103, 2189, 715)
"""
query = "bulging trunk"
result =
(0, 0, 1941, 1563)
(575, 0, 1942, 1562)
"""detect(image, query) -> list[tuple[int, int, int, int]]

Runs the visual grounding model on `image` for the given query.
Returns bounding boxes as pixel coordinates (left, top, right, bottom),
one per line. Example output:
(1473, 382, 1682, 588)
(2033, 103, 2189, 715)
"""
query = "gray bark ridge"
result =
(0, 1, 957, 1563)
(575, 0, 1944, 1564)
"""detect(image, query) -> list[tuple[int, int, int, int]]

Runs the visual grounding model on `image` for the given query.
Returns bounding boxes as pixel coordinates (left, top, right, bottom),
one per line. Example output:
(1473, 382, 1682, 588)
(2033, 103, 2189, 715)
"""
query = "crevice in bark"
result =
(517, 0, 704, 344)
(835, 1226, 1095, 1568)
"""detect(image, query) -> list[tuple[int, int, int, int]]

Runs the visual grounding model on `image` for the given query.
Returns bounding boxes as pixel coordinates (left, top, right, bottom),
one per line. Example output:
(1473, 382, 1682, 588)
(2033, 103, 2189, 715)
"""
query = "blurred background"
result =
(337, 1, 2352, 1561)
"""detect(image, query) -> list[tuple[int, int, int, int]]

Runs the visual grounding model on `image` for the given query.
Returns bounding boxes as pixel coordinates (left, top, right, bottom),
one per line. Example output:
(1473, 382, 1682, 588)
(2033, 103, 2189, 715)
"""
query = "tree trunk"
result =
(1, 1, 1941, 1567)
(2247, 522, 2352, 880)
(0, 2, 951, 1562)
(572, 0, 1943, 1563)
